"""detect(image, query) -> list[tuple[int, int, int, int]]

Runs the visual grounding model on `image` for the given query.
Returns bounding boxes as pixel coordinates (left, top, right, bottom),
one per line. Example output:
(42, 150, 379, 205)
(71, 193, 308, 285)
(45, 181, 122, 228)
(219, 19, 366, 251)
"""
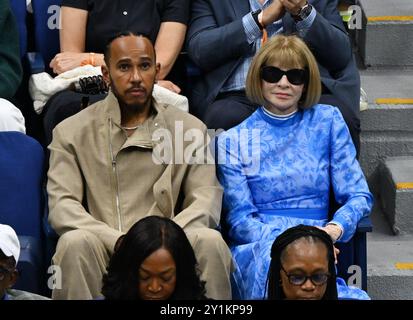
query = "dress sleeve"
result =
(217, 131, 275, 245)
(329, 108, 373, 242)
(161, 0, 190, 24)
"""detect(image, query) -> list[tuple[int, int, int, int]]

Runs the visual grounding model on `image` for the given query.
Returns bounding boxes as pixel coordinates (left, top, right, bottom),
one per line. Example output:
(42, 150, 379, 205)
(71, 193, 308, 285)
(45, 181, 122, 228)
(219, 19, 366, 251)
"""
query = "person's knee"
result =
(192, 228, 231, 260)
(196, 228, 224, 243)
(203, 100, 246, 130)
(203, 106, 228, 130)
(54, 229, 102, 261)
(203, 96, 258, 130)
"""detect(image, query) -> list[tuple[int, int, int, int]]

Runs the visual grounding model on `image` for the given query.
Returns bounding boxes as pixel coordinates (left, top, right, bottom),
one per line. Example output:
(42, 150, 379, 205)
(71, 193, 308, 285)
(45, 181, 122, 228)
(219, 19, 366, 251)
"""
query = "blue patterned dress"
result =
(217, 105, 373, 300)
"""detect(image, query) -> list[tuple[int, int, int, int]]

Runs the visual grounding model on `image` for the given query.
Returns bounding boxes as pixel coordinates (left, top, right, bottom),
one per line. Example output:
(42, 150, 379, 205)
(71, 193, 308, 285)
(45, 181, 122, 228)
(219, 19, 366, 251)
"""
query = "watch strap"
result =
(252, 9, 263, 30)
(292, 2, 312, 22)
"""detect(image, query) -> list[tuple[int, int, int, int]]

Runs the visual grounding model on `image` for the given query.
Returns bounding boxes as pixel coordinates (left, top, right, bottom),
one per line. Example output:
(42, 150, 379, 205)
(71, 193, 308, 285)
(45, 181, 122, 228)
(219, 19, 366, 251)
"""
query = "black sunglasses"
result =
(281, 265, 330, 286)
(261, 66, 308, 85)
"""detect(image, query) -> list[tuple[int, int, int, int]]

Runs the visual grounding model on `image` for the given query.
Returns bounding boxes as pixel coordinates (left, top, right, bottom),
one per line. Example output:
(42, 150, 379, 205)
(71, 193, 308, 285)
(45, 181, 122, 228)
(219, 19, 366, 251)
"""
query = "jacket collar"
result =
(104, 90, 166, 125)
(103, 90, 169, 152)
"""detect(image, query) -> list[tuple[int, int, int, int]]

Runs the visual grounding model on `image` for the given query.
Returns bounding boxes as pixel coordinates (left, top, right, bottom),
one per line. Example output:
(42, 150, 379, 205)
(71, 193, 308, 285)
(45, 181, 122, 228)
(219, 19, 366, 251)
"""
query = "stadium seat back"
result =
(0, 131, 45, 294)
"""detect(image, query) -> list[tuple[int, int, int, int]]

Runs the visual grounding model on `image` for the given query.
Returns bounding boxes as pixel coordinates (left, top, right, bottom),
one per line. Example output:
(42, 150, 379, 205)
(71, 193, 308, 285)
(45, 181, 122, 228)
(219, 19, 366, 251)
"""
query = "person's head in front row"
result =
(267, 225, 338, 300)
(0, 224, 50, 300)
(0, 224, 20, 300)
(102, 216, 206, 300)
(246, 35, 322, 116)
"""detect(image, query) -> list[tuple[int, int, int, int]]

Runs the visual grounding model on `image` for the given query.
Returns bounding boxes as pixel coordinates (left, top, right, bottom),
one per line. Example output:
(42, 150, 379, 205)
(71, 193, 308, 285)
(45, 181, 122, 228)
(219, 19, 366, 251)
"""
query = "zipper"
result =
(108, 118, 155, 231)
(108, 118, 123, 232)
(134, 144, 153, 149)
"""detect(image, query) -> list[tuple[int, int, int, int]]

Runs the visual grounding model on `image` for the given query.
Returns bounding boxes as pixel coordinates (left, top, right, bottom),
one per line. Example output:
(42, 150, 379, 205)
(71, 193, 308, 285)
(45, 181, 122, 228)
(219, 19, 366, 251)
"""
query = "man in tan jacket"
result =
(47, 32, 232, 300)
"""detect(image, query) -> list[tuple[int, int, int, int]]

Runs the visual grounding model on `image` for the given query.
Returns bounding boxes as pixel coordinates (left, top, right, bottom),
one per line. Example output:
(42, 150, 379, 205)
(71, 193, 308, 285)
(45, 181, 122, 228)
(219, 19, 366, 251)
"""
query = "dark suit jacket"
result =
(186, 0, 360, 119)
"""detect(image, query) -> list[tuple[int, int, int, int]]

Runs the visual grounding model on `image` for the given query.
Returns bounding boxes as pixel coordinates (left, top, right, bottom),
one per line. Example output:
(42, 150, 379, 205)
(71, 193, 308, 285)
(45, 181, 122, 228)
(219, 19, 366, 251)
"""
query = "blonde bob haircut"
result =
(246, 35, 321, 109)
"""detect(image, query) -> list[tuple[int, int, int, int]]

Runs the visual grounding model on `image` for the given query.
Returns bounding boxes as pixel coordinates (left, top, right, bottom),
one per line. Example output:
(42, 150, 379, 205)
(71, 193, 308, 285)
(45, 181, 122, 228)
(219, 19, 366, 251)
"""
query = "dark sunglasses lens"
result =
(261, 66, 283, 83)
(262, 67, 307, 85)
(286, 69, 306, 85)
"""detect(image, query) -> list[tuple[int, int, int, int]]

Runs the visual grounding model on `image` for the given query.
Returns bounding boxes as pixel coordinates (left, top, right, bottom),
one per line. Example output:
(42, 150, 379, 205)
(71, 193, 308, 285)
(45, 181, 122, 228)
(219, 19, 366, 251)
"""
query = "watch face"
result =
(300, 4, 312, 19)
(293, 4, 311, 21)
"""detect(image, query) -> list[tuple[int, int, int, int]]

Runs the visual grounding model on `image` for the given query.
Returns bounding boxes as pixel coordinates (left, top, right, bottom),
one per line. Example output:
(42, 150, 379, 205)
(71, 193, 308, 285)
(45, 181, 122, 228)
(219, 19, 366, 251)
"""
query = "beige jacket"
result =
(47, 91, 223, 252)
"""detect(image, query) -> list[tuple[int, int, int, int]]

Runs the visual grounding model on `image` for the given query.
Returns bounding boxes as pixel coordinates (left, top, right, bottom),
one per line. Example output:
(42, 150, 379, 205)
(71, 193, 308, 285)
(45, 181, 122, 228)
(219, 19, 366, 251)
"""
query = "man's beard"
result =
(119, 99, 148, 114)
(111, 79, 152, 114)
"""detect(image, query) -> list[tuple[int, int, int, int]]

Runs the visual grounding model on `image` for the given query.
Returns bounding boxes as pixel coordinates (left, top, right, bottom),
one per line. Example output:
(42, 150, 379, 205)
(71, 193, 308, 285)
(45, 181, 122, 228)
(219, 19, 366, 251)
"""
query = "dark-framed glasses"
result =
(261, 66, 308, 85)
(281, 265, 330, 286)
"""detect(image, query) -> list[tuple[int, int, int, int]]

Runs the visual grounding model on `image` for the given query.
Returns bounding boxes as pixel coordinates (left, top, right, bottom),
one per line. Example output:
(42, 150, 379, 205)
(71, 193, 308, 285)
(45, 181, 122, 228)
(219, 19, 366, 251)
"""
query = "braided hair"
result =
(266, 224, 338, 300)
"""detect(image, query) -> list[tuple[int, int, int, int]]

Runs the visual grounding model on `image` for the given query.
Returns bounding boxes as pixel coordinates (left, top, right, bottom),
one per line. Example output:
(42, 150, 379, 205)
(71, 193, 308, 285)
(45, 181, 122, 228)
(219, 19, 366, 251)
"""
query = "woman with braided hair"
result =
(267, 225, 338, 300)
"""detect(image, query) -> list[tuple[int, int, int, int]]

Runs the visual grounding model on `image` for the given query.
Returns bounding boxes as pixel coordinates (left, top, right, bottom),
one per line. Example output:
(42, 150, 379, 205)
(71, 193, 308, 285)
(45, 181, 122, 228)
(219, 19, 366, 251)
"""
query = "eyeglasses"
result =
(0, 266, 13, 281)
(280, 265, 330, 286)
(261, 66, 308, 85)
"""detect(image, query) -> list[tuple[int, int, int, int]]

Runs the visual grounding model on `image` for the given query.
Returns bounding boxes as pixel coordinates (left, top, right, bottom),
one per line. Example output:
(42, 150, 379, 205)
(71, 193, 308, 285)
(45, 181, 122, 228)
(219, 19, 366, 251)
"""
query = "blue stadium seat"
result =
(31, 0, 62, 74)
(15, 235, 43, 293)
(336, 216, 372, 292)
(0, 131, 45, 294)
(42, 186, 58, 283)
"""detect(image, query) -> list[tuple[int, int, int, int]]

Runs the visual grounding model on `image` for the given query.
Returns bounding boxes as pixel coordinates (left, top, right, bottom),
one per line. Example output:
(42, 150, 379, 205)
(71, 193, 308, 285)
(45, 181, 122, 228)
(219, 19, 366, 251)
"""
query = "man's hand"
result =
(260, 0, 286, 27)
(279, 0, 308, 16)
(50, 52, 90, 75)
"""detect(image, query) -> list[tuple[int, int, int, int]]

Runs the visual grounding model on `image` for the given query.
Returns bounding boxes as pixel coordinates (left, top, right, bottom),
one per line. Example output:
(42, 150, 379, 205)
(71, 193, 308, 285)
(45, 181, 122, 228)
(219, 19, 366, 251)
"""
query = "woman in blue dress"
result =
(217, 35, 373, 300)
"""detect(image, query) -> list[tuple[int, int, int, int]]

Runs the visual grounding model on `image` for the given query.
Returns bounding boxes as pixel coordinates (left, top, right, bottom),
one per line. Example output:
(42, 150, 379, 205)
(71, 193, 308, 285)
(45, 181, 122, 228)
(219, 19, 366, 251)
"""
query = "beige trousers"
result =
(51, 228, 233, 300)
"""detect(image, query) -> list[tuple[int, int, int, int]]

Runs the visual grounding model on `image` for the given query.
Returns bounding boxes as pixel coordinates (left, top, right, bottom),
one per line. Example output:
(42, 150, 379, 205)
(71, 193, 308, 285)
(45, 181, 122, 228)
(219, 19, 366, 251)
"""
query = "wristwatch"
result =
(252, 9, 264, 30)
(292, 2, 313, 22)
